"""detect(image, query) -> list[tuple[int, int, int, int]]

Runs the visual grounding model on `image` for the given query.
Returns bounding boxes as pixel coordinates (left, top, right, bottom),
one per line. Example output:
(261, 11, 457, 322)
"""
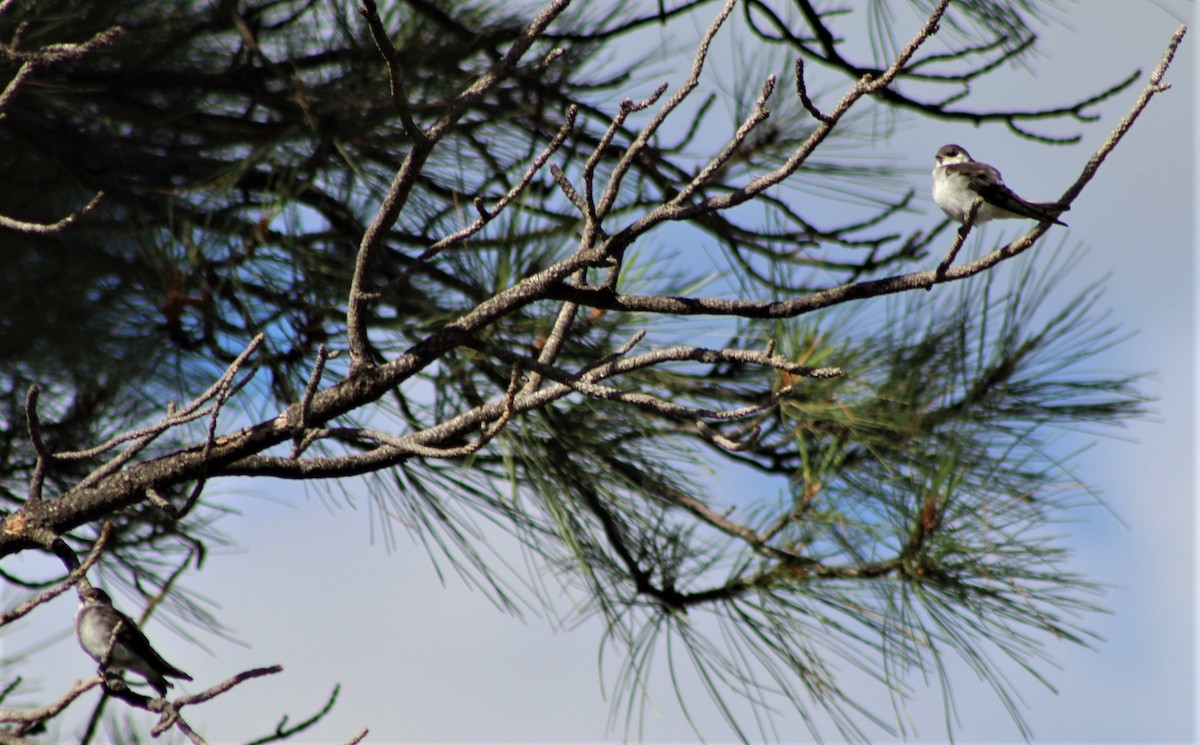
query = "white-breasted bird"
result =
(75, 585, 193, 697)
(932, 144, 1068, 226)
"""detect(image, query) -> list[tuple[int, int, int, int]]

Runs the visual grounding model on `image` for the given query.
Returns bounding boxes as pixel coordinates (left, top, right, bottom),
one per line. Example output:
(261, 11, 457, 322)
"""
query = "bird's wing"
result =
(947, 162, 1067, 224)
(111, 610, 194, 680)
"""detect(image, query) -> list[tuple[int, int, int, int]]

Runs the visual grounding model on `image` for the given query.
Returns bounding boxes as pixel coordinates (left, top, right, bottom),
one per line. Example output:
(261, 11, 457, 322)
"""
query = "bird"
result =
(74, 585, 193, 698)
(932, 144, 1068, 226)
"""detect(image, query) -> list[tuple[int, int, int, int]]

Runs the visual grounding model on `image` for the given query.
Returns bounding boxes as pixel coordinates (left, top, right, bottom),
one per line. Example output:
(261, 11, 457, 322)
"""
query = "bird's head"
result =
(78, 585, 112, 606)
(935, 144, 972, 166)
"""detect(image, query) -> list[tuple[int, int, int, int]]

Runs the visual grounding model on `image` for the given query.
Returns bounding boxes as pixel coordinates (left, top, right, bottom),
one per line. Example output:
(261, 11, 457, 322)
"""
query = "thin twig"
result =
(578, 329, 648, 377)
(599, 0, 950, 258)
(595, 0, 739, 221)
(24, 386, 46, 501)
(550, 163, 587, 214)
(930, 197, 981, 289)
(408, 104, 577, 268)
(0, 59, 34, 117)
(291, 345, 330, 458)
(671, 74, 778, 207)
(0, 26, 122, 64)
(1057, 25, 1187, 206)
(0, 191, 104, 234)
(171, 715, 210, 745)
(0, 677, 101, 730)
(0, 21, 120, 130)
(244, 685, 343, 745)
(472, 336, 838, 423)
(0, 522, 112, 627)
(145, 486, 175, 516)
(178, 363, 245, 518)
(522, 271, 583, 393)
(696, 419, 764, 452)
(57, 334, 265, 461)
(73, 335, 263, 491)
(357, 0, 424, 143)
(342, 729, 370, 745)
(489, 365, 523, 433)
(178, 477, 208, 520)
(147, 666, 284, 738)
(315, 364, 520, 460)
(345, 0, 572, 372)
(794, 56, 830, 122)
(584, 82, 669, 223)
(220, 339, 842, 479)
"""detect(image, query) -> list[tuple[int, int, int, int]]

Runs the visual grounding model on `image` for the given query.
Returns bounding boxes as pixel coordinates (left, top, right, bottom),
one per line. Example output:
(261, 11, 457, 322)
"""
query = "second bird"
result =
(75, 585, 193, 698)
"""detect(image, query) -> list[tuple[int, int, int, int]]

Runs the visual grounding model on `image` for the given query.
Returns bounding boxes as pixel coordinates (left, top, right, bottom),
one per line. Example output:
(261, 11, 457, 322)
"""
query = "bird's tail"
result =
(1030, 201, 1069, 226)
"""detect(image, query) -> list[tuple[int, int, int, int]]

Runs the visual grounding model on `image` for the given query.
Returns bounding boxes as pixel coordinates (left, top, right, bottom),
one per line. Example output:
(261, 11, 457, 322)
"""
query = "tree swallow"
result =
(75, 585, 193, 697)
(932, 144, 1068, 226)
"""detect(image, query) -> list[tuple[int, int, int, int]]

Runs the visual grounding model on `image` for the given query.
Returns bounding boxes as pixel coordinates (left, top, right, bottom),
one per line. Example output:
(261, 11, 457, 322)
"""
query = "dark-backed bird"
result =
(75, 585, 193, 697)
(932, 144, 1068, 226)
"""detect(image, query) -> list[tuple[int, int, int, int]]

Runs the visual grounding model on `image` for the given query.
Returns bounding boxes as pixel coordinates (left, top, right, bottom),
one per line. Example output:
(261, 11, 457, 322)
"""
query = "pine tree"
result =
(0, 1, 1183, 741)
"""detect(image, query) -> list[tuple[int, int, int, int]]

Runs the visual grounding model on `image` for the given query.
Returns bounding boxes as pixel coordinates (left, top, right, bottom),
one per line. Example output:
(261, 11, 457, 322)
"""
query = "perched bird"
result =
(932, 144, 1068, 226)
(75, 585, 193, 697)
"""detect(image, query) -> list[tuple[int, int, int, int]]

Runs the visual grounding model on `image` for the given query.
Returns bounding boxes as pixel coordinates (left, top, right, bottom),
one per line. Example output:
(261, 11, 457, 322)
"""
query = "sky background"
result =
(3, 1, 1195, 742)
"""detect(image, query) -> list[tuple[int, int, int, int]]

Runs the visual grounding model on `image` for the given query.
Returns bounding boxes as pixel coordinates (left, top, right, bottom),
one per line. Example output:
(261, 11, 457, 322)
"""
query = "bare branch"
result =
(292, 345, 332, 459)
(696, 419, 763, 452)
(218, 344, 841, 480)
(0, 191, 104, 235)
(602, 0, 950, 254)
(671, 74, 778, 207)
(595, 0, 739, 222)
(410, 104, 577, 264)
(550, 163, 588, 215)
(749, 0, 1140, 141)
(0, 58, 34, 116)
(346, 0, 572, 372)
(0, 26, 121, 64)
(793, 56, 829, 122)
(1058, 25, 1187, 206)
(523, 269, 587, 393)
(23, 386, 46, 502)
(584, 81, 670, 224)
(73, 334, 264, 490)
(56, 334, 266, 462)
(243, 684, 342, 745)
(578, 329, 648, 378)
(322, 364, 522, 460)
(930, 197, 982, 289)
(550, 13, 1179, 320)
(0, 522, 112, 627)
(357, 0, 424, 144)
(0, 677, 101, 731)
(470, 336, 839, 424)
(145, 486, 174, 515)
(68, 665, 285, 743)
(0, 20, 120, 149)
(342, 729, 370, 745)
(165, 665, 284, 710)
